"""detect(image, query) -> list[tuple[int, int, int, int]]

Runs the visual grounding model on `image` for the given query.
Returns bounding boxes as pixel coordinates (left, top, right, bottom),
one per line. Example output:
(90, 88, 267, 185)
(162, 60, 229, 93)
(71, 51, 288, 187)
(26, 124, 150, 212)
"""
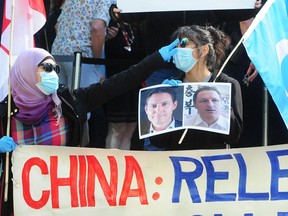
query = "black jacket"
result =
(0, 52, 166, 146)
(149, 72, 243, 150)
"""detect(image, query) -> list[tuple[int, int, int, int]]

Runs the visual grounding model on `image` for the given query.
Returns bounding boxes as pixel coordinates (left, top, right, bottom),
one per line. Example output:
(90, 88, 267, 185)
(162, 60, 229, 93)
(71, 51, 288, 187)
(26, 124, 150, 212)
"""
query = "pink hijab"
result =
(10, 48, 61, 125)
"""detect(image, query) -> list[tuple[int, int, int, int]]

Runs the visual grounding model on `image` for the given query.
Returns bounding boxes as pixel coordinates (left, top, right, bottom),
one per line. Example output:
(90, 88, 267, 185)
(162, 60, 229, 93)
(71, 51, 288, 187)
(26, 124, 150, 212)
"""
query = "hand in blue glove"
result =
(0, 136, 17, 153)
(158, 38, 179, 62)
(162, 79, 182, 86)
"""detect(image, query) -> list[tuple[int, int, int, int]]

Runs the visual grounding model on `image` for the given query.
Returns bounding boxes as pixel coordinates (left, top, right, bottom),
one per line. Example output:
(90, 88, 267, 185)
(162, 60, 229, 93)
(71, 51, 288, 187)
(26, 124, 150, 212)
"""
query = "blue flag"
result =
(243, 0, 288, 129)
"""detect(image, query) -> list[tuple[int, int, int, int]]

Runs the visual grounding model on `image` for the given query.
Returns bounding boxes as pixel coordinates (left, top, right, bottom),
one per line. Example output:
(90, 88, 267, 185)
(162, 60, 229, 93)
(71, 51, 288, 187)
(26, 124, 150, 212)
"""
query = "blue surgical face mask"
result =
(173, 48, 198, 73)
(35, 71, 59, 95)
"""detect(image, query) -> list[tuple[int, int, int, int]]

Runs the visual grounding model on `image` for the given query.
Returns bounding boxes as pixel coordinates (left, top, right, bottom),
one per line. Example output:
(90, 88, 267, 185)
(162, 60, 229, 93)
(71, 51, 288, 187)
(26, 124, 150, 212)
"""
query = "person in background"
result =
(146, 25, 243, 151)
(104, 6, 145, 150)
(51, 0, 109, 80)
(33, 0, 51, 49)
(43, 0, 66, 52)
(51, 0, 112, 148)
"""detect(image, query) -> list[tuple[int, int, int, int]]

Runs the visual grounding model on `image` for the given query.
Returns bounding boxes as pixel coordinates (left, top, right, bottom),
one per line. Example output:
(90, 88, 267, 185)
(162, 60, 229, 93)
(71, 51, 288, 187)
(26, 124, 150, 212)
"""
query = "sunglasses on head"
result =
(38, 63, 61, 74)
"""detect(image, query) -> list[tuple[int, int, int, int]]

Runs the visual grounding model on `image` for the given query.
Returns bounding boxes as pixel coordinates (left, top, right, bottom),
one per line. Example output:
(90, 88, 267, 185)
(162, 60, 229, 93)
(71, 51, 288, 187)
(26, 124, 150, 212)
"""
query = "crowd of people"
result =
(1, 0, 288, 152)
(0, 0, 288, 152)
(2, 0, 288, 213)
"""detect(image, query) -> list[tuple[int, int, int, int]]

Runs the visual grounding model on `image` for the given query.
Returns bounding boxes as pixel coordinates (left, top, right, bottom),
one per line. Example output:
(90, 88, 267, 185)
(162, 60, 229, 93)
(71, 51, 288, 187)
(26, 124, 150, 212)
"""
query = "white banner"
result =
(12, 144, 288, 216)
(117, 0, 256, 13)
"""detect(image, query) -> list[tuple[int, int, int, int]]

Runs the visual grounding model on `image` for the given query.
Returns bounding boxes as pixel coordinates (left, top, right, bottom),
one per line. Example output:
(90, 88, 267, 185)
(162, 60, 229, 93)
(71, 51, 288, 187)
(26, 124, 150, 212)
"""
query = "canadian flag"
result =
(0, 0, 46, 101)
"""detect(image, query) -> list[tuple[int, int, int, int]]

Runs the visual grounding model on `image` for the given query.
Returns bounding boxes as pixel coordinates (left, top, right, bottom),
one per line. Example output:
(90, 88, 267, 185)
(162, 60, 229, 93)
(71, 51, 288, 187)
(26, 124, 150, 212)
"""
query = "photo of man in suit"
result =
(140, 86, 183, 136)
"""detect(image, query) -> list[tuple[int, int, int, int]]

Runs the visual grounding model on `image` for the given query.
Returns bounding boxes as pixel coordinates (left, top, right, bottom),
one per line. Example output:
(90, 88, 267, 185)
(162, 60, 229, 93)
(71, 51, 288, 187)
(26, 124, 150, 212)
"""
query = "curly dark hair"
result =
(171, 25, 231, 72)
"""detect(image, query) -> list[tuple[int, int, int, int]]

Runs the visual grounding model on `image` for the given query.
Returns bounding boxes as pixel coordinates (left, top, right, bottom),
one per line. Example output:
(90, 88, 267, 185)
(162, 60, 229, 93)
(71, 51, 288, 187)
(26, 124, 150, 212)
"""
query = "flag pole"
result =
(262, 85, 268, 146)
(178, 36, 244, 145)
(4, 0, 15, 202)
(214, 37, 244, 82)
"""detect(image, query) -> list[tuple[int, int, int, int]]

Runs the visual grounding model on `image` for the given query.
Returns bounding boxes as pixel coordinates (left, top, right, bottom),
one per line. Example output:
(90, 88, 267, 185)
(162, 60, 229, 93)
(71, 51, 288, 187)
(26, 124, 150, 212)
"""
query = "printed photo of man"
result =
(140, 86, 183, 136)
(184, 85, 229, 132)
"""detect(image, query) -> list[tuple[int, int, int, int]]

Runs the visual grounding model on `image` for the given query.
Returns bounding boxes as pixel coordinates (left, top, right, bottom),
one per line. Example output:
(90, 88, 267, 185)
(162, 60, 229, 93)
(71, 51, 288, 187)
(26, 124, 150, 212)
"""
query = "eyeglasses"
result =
(38, 63, 61, 74)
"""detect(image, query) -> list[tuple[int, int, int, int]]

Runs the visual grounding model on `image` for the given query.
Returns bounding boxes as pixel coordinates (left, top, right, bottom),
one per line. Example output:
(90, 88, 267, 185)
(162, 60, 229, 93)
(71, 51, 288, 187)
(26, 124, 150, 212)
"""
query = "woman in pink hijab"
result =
(0, 40, 177, 150)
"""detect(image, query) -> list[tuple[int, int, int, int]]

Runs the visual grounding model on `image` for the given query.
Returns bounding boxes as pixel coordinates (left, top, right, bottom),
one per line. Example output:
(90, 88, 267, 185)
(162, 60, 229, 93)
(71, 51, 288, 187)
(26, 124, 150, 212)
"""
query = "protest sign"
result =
(12, 144, 288, 216)
(138, 83, 231, 139)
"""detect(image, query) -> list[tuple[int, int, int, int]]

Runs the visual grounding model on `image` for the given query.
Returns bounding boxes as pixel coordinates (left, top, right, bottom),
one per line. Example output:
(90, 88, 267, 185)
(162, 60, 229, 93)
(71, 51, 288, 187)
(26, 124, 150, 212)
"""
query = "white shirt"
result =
(149, 117, 176, 133)
(184, 114, 228, 131)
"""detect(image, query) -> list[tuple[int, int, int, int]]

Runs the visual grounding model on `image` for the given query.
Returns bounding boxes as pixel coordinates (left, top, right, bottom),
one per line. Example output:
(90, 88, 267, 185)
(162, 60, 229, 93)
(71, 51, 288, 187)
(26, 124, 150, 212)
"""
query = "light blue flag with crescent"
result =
(243, 0, 288, 129)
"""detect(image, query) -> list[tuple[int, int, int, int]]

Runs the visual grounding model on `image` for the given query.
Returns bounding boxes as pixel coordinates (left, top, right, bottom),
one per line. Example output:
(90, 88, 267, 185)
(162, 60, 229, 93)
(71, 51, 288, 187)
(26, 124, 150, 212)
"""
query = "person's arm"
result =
(239, 0, 262, 34)
(109, 4, 146, 25)
(91, 19, 106, 59)
(78, 52, 165, 111)
(74, 39, 179, 111)
(90, 0, 112, 59)
(240, 0, 262, 84)
(243, 62, 258, 84)
(213, 0, 262, 23)
(240, 17, 260, 84)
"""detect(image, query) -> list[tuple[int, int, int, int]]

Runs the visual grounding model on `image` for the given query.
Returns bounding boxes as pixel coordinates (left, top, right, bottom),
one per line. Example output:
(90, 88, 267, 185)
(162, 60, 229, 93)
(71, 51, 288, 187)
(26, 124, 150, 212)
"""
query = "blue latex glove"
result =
(162, 79, 182, 86)
(158, 38, 179, 62)
(0, 136, 17, 153)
